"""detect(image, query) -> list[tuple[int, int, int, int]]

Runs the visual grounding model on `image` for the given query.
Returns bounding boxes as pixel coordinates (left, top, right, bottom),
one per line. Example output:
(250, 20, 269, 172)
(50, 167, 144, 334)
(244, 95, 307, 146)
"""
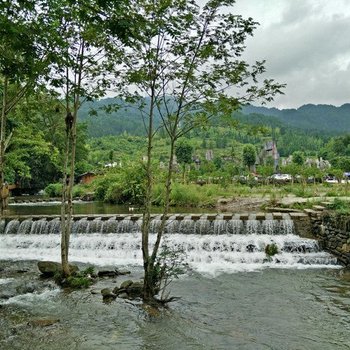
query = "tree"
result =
(243, 144, 257, 171)
(108, 0, 285, 303)
(0, 0, 53, 213)
(44, 0, 126, 276)
(175, 140, 193, 184)
(292, 151, 305, 166)
(7, 91, 89, 189)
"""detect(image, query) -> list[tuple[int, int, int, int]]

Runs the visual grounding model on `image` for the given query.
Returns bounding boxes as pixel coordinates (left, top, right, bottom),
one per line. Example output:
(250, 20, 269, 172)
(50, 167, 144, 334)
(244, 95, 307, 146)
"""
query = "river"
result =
(0, 202, 350, 349)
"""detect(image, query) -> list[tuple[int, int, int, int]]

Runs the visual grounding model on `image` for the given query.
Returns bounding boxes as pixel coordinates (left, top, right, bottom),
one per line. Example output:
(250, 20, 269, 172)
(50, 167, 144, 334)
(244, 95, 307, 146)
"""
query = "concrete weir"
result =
(0, 212, 312, 237)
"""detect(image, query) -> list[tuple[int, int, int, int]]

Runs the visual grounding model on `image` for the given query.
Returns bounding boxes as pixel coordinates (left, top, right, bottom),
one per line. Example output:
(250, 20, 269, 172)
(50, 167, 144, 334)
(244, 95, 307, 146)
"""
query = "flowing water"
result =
(1, 215, 349, 349)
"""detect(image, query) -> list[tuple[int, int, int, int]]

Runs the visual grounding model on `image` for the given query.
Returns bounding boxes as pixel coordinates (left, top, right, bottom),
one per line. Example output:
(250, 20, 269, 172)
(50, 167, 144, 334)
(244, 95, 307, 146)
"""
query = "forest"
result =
(3, 94, 350, 193)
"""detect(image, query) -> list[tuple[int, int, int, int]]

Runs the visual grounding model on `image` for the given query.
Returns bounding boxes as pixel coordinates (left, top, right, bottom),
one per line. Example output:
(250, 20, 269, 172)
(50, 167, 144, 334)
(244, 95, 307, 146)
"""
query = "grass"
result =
(326, 198, 350, 215)
(63, 178, 350, 208)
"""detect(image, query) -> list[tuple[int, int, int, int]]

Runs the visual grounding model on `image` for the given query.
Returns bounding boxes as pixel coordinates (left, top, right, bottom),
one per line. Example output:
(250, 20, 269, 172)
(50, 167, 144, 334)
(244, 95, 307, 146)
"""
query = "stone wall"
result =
(306, 208, 350, 266)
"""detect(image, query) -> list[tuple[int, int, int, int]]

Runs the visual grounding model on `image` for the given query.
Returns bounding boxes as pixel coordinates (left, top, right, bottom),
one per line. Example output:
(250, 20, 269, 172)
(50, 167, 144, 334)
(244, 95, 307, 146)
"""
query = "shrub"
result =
(170, 183, 202, 206)
(265, 243, 278, 256)
(92, 173, 121, 201)
(72, 184, 88, 198)
(105, 181, 127, 204)
(327, 198, 350, 214)
(44, 183, 62, 197)
(66, 276, 93, 289)
(92, 164, 147, 204)
(54, 266, 95, 289)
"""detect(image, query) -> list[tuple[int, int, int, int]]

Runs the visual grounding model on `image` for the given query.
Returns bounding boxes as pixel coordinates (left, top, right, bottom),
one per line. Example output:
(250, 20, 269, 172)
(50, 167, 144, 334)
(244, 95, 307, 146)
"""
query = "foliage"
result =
(242, 144, 256, 169)
(326, 198, 350, 214)
(265, 243, 278, 257)
(175, 141, 193, 166)
(72, 184, 88, 198)
(292, 151, 305, 166)
(93, 164, 147, 204)
(153, 244, 188, 301)
(54, 266, 95, 289)
(169, 183, 203, 207)
(44, 183, 62, 197)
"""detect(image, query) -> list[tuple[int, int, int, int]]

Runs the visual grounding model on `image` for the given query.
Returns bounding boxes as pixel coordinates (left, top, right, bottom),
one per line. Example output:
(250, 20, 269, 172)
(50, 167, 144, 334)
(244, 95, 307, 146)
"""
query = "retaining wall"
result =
(306, 207, 350, 266)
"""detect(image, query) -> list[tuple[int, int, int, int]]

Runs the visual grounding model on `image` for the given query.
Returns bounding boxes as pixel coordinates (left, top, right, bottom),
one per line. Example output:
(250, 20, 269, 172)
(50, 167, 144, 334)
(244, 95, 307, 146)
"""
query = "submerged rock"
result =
(101, 288, 117, 303)
(111, 280, 144, 299)
(16, 282, 36, 294)
(97, 270, 117, 277)
(120, 280, 133, 289)
(29, 318, 60, 327)
(37, 261, 79, 277)
(115, 269, 131, 276)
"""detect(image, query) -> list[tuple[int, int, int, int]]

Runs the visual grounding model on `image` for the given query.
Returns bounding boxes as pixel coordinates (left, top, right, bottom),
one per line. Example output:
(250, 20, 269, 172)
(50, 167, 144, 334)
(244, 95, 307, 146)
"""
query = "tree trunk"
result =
(60, 41, 84, 277)
(142, 93, 155, 302)
(0, 77, 8, 216)
(153, 137, 175, 262)
(60, 110, 78, 277)
(60, 122, 71, 276)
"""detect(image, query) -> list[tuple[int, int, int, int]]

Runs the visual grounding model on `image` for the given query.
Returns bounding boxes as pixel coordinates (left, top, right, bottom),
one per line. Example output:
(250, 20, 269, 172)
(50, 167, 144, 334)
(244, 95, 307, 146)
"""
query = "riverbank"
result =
(12, 182, 350, 214)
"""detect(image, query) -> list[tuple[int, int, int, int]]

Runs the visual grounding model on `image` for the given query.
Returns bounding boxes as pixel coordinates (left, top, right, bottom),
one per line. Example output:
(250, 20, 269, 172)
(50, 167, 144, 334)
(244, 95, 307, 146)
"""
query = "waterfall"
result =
(0, 216, 298, 236)
(0, 215, 339, 273)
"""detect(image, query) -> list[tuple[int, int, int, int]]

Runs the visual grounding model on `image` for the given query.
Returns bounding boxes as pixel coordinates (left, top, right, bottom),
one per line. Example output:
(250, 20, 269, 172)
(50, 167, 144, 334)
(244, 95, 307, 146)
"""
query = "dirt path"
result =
(217, 195, 350, 212)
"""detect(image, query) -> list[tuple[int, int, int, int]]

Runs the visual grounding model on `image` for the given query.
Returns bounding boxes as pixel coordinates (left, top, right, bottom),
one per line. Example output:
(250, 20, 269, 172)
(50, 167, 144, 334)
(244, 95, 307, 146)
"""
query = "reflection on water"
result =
(7, 200, 216, 216)
(0, 261, 350, 350)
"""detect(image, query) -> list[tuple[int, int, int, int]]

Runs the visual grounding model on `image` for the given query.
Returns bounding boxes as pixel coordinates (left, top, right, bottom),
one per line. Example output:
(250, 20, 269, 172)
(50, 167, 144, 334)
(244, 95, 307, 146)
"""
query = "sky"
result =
(225, 0, 350, 109)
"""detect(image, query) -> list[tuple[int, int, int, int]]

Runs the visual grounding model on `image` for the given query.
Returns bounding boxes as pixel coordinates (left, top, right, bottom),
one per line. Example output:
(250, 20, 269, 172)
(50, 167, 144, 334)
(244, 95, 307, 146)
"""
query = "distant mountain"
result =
(242, 103, 350, 134)
(78, 97, 165, 137)
(78, 97, 350, 137)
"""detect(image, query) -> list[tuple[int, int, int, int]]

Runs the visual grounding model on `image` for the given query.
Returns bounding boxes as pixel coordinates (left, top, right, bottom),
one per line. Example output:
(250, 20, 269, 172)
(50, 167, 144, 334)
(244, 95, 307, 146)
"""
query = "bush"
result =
(91, 164, 147, 204)
(265, 243, 278, 256)
(170, 183, 202, 206)
(54, 266, 95, 289)
(92, 173, 121, 201)
(44, 183, 62, 197)
(104, 181, 127, 204)
(72, 184, 88, 198)
(327, 198, 350, 214)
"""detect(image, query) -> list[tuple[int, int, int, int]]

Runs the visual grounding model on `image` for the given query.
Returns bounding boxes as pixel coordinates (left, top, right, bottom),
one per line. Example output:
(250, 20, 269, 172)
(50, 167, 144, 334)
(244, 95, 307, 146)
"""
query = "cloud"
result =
(232, 0, 350, 108)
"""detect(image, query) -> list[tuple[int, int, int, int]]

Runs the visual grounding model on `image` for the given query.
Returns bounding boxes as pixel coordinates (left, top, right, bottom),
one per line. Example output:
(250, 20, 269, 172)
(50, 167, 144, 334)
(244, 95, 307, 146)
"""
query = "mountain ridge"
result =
(78, 97, 350, 137)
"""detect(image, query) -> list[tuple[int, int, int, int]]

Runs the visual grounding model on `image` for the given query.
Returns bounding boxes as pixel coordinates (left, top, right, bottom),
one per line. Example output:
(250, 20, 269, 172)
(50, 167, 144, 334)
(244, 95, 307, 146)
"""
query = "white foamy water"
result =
(0, 233, 339, 274)
(0, 288, 61, 306)
(0, 278, 15, 285)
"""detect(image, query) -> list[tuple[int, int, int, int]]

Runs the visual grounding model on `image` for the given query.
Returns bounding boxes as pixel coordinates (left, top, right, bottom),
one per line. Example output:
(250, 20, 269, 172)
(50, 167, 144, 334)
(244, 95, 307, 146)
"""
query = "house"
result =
(77, 172, 96, 185)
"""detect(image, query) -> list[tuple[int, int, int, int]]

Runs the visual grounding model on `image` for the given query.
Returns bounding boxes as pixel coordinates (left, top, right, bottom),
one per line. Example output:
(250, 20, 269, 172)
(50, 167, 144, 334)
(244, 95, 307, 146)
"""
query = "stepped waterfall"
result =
(0, 214, 338, 273)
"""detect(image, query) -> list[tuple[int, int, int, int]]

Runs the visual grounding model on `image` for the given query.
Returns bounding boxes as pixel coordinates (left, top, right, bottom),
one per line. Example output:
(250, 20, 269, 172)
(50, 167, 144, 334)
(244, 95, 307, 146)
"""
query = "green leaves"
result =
(175, 140, 193, 165)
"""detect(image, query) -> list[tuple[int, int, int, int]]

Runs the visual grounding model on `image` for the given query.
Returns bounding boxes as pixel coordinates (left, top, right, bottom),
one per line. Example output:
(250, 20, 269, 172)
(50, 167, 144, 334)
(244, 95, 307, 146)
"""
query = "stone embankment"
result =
(305, 205, 350, 266)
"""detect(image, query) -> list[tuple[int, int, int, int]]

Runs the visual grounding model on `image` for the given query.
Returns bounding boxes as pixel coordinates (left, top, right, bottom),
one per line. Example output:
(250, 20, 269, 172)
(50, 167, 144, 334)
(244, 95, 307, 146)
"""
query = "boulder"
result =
(120, 280, 133, 289)
(101, 288, 116, 302)
(97, 270, 117, 277)
(37, 261, 79, 277)
(127, 282, 144, 297)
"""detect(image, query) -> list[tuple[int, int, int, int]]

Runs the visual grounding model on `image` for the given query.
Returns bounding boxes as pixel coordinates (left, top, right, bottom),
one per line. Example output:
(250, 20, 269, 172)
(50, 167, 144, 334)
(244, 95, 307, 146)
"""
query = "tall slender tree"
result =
(108, 0, 285, 303)
(43, 0, 112, 276)
(45, 0, 135, 276)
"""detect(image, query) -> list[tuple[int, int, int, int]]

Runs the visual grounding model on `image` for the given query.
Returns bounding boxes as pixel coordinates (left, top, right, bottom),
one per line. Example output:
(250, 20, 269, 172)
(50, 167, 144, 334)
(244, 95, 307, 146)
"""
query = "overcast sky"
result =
(225, 0, 350, 109)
